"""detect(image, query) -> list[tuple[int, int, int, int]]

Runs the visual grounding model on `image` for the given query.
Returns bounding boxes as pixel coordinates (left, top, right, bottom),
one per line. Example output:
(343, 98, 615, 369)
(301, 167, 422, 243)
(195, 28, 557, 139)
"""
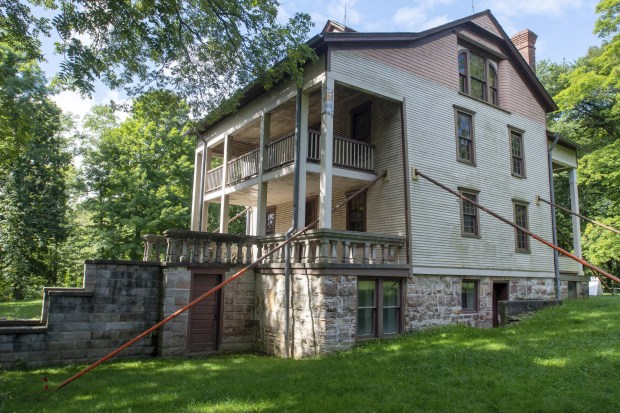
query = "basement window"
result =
(357, 278, 401, 339)
(461, 280, 479, 312)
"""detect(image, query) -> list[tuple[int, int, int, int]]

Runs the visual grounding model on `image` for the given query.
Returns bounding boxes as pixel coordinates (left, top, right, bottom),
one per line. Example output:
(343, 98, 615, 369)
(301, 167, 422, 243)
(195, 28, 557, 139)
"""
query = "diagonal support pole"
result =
(414, 169, 620, 284)
(537, 196, 620, 236)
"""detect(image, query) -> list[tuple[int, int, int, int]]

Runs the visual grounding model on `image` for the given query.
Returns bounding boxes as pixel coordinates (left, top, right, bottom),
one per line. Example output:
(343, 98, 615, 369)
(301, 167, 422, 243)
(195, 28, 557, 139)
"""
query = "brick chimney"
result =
(511, 29, 538, 72)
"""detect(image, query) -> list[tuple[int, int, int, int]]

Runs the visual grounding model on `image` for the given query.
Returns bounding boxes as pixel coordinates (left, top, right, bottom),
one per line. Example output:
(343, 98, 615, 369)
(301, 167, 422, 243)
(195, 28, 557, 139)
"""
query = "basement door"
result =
(188, 274, 221, 353)
(492, 282, 509, 327)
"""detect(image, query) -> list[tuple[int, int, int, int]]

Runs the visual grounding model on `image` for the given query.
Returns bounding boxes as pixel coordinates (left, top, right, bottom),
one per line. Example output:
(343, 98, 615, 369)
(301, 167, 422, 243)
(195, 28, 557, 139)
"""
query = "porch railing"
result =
(228, 150, 260, 184)
(205, 165, 223, 193)
(258, 229, 405, 265)
(203, 131, 375, 192)
(144, 229, 406, 266)
(266, 133, 295, 170)
(333, 136, 374, 171)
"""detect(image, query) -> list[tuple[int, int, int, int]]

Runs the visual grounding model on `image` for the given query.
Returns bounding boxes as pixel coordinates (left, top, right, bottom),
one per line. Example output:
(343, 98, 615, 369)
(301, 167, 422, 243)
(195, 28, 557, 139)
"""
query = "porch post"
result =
(201, 149, 212, 231)
(296, 91, 309, 230)
(256, 113, 270, 235)
(319, 75, 334, 229)
(569, 167, 582, 261)
(219, 135, 232, 233)
(190, 145, 204, 231)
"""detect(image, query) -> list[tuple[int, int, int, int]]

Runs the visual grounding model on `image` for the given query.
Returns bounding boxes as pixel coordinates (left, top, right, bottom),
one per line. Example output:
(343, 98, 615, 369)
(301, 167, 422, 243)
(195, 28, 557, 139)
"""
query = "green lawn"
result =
(2, 297, 620, 412)
(0, 299, 42, 320)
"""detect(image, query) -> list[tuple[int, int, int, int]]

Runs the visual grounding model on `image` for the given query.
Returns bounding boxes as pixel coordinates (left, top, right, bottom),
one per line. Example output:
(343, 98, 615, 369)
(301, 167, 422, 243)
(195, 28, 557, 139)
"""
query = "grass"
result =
(2, 297, 620, 412)
(0, 299, 42, 320)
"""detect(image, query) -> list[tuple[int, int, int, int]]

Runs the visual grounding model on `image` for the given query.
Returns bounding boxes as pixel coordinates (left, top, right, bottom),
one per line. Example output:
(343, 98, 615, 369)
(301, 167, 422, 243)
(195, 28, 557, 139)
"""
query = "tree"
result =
(80, 91, 194, 260)
(0, 52, 70, 299)
(4, 1, 315, 115)
(540, 0, 620, 275)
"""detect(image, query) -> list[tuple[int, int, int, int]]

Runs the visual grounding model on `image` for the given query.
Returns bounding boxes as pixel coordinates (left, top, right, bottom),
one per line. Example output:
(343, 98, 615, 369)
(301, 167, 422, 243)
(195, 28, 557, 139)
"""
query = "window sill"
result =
(457, 158, 477, 167)
(458, 92, 511, 114)
(511, 173, 527, 179)
(515, 250, 531, 254)
(461, 309, 478, 314)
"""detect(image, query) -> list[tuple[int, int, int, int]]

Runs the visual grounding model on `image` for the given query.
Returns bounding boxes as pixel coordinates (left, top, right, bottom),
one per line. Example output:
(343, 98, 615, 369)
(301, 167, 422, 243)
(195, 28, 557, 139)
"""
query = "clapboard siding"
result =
(498, 59, 547, 124)
(471, 15, 503, 37)
(331, 41, 553, 276)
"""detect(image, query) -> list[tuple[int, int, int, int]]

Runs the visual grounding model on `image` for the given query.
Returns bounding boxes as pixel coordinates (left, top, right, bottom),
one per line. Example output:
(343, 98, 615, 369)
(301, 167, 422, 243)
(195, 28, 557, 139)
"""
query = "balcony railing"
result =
(204, 131, 376, 192)
(228, 149, 260, 184)
(205, 165, 223, 193)
(143, 229, 406, 266)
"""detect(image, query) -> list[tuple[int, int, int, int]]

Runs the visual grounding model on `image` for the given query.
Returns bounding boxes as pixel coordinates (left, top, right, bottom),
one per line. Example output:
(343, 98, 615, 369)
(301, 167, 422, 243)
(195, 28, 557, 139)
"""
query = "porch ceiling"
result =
(220, 172, 374, 207)
(210, 84, 365, 158)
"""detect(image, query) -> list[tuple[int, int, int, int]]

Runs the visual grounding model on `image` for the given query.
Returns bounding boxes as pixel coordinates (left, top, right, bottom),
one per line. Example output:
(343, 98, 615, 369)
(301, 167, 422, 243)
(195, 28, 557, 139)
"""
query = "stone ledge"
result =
(0, 319, 42, 327)
(0, 326, 48, 334)
(85, 259, 162, 267)
(498, 299, 562, 326)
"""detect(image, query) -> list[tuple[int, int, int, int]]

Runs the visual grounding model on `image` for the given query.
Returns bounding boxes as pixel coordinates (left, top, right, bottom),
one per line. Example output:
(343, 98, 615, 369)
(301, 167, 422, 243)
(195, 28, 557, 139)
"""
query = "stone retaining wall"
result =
(0, 260, 162, 369)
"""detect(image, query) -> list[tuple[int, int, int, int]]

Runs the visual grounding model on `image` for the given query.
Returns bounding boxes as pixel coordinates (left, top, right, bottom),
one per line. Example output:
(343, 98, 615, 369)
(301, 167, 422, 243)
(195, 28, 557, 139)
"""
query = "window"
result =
(461, 280, 478, 312)
(347, 190, 366, 232)
(455, 110, 475, 164)
(460, 189, 479, 237)
(513, 202, 530, 253)
(351, 103, 371, 142)
(265, 206, 276, 235)
(357, 278, 401, 338)
(458, 49, 498, 105)
(510, 130, 525, 177)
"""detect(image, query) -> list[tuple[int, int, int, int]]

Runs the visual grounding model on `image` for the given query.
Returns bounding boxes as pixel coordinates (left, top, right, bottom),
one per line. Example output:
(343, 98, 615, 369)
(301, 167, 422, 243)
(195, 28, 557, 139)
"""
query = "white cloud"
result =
(52, 89, 130, 124)
(393, 6, 450, 31)
(392, 0, 457, 31)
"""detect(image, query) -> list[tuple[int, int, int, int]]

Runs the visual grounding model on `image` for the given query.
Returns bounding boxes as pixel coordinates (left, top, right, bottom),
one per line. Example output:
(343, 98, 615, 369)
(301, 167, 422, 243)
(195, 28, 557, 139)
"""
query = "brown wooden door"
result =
(492, 282, 509, 327)
(188, 274, 221, 353)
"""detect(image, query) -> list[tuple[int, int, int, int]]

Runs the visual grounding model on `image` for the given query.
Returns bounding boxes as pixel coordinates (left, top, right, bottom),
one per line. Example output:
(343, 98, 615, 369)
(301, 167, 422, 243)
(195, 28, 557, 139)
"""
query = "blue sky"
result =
(46, 0, 602, 118)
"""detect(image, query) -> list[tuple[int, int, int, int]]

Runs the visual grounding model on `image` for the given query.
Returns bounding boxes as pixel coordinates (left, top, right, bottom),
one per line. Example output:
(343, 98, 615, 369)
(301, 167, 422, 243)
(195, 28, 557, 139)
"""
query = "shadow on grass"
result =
(3, 297, 620, 413)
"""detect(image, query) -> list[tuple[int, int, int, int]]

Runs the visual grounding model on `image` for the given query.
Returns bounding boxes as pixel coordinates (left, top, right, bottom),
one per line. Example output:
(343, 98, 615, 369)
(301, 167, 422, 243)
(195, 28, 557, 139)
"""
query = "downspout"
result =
(548, 134, 561, 299)
(198, 137, 208, 232)
(284, 87, 303, 358)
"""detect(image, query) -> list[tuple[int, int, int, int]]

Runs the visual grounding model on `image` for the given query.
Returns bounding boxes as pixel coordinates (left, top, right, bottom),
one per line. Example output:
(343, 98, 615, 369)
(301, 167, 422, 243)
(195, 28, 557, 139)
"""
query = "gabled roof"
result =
(198, 10, 557, 134)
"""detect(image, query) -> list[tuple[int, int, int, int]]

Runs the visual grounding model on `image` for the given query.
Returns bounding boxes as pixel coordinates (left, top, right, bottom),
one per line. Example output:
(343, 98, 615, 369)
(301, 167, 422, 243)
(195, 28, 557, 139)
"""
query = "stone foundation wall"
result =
(405, 275, 587, 331)
(220, 270, 256, 353)
(255, 269, 357, 358)
(0, 260, 162, 369)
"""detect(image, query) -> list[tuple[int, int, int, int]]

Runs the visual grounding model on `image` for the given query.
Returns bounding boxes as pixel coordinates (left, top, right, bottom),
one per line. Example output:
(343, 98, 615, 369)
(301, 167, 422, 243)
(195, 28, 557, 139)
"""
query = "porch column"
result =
(319, 75, 334, 229)
(256, 113, 270, 235)
(569, 167, 582, 260)
(296, 91, 310, 230)
(219, 135, 232, 233)
(201, 149, 212, 231)
(190, 145, 204, 231)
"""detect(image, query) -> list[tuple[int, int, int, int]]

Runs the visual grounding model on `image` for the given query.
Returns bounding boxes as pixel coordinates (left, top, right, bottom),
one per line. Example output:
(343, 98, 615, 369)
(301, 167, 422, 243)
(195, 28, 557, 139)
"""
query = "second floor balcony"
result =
(205, 130, 375, 193)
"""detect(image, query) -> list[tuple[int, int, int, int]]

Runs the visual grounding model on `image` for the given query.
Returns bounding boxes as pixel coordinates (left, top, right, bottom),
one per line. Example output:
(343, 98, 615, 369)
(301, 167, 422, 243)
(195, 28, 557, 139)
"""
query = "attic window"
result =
(458, 48, 499, 105)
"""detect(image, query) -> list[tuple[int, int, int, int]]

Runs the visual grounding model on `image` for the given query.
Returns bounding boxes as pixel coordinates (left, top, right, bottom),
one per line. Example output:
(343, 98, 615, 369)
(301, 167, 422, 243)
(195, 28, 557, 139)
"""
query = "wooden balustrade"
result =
(201, 131, 375, 193)
(143, 229, 405, 266)
(205, 165, 223, 192)
(227, 150, 259, 184)
(266, 133, 295, 170)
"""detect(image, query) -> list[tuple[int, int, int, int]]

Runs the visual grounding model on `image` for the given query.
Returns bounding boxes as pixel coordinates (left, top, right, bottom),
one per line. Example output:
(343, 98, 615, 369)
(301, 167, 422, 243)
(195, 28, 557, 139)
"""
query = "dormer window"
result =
(458, 48, 498, 105)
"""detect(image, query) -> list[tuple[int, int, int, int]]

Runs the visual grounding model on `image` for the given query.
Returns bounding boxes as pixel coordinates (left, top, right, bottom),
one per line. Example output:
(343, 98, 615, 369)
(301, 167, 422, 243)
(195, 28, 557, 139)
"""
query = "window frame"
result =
(461, 279, 479, 313)
(265, 206, 276, 236)
(513, 201, 530, 253)
(459, 188, 480, 238)
(347, 190, 367, 232)
(454, 107, 476, 165)
(357, 277, 402, 340)
(458, 46, 499, 106)
(509, 128, 526, 178)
